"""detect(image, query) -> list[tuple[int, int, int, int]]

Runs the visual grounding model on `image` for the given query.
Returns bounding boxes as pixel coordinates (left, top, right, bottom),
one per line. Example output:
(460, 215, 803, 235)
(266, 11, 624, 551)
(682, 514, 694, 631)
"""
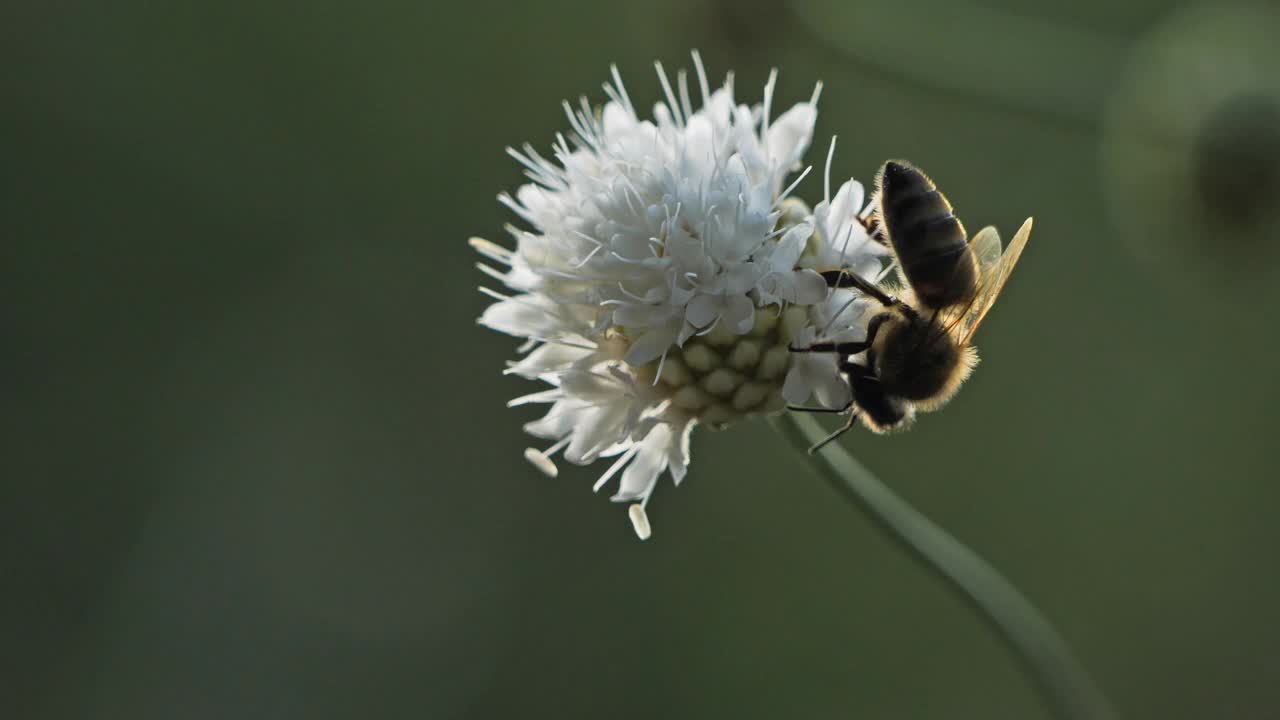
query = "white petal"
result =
(515, 184, 552, 219)
(682, 116, 716, 172)
(675, 320, 699, 346)
(624, 319, 681, 365)
(756, 290, 782, 309)
(669, 280, 696, 306)
(731, 105, 764, 167)
(791, 269, 828, 304)
(782, 364, 810, 404)
(613, 302, 671, 328)
(814, 369, 853, 409)
(706, 87, 734, 126)
(559, 369, 625, 402)
(506, 343, 594, 379)
(601, 101, 634, 135)
(686, 293, 722, 328)
(770, 221, 813, 272)
(791, 325, 817, 347)
(829, 180, 859, 229)
(613, 425, 671, 501)
(786, 354, 852, 410)
(478, 295, 566, 338)
(851, 255, 885, 280)
(759, 273, 793, 303)
(666, 233, 708, 268)
(566, 405, 627, 464)
(723, 294, 755, 335)
(767, 103, 817, 170)
(524, 401, 579, 440)
(842, 179, 865, 219)
(723, 262, 760, 294)
(667, 420, 695, 485)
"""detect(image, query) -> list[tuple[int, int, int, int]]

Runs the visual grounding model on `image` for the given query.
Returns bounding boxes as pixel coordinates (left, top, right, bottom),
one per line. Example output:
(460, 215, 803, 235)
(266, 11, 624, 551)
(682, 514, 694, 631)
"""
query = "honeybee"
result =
(792, 160, 1033, 450)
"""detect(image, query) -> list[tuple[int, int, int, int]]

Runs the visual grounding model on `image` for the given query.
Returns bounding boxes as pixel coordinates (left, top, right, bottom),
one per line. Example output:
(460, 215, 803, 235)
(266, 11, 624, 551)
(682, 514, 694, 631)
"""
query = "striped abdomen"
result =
(876, 161, 978, 310)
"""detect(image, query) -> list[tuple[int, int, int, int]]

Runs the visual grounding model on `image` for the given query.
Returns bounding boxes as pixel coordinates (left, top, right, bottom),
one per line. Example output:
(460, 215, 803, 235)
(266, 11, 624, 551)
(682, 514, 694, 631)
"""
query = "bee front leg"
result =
(788, 313, 891, 355)
(819, 269, 901, 309)
(788, 341, 866, 354)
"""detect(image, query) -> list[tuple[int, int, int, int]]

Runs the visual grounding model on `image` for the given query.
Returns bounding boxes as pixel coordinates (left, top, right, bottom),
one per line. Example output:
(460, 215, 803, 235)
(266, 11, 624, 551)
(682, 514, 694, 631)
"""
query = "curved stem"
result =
(771, 413, 1118, 720)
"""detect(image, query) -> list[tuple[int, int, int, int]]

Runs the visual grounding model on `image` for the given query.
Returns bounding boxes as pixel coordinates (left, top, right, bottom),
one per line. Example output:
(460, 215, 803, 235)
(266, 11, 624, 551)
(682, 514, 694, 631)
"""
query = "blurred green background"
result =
(6, 1, 1280, 718)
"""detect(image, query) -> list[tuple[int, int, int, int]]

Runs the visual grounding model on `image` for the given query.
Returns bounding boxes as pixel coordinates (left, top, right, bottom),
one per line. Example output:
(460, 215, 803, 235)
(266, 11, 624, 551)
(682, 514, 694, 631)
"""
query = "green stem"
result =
(771, 413, 1118, 720)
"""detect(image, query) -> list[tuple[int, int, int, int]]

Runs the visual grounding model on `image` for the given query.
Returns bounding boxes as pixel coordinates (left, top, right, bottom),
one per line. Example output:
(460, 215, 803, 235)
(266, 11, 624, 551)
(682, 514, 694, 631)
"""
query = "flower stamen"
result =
(523, 436, 572, 478)
(593, 446, 640, 493)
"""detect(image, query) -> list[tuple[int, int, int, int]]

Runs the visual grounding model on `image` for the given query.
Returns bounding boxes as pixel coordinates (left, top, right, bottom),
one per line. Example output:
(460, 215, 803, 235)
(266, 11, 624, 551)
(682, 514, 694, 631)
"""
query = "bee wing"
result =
(945, 217, 1033, 345)
(936, 225, 1002, 332)
(969, 225, 1004, 272)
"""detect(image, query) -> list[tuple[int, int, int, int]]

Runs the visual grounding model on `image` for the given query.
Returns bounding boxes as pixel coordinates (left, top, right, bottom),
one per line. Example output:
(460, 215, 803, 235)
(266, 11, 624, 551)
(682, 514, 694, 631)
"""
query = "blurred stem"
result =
(770, 413, 1118, 720)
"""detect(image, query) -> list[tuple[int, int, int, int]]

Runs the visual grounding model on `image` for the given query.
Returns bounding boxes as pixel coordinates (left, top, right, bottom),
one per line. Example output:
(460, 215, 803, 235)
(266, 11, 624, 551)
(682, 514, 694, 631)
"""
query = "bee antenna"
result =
(808, 412, 860, 453)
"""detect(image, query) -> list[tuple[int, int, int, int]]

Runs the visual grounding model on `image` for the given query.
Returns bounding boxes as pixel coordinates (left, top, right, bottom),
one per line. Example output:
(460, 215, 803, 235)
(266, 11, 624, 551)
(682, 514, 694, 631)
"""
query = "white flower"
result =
(473, 54, 886, 539)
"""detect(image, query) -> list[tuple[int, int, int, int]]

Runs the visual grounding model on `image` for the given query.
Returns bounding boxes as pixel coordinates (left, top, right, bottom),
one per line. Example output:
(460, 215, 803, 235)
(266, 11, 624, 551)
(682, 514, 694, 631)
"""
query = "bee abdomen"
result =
(877, 161, 977, 309)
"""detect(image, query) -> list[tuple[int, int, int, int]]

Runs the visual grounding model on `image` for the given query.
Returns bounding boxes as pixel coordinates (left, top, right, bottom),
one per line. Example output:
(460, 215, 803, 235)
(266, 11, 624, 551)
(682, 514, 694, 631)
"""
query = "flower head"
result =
(473, 54, 887, 538)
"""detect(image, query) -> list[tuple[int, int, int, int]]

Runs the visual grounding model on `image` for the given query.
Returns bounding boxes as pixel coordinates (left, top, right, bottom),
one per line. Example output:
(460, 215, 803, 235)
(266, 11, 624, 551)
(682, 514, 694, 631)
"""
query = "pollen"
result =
(628, 504, 652, 541)
(523, 448, 560, 478)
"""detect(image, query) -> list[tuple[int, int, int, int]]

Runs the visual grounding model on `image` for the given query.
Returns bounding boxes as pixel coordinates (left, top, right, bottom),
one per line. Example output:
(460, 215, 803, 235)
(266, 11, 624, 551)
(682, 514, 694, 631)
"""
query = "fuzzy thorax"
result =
(868, 305, 980, 414)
